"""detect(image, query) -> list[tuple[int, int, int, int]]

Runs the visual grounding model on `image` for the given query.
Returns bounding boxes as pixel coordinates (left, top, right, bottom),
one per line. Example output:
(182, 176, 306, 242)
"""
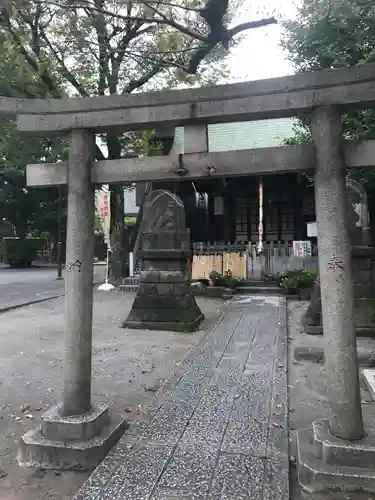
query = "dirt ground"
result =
(0, 290, 225, 500)
(288, 300, 375, 500)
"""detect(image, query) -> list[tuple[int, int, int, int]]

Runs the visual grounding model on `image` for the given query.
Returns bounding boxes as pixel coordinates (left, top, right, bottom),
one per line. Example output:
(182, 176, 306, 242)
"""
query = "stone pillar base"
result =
(297, 419, 375, 496)
(17, 403, 127, 471)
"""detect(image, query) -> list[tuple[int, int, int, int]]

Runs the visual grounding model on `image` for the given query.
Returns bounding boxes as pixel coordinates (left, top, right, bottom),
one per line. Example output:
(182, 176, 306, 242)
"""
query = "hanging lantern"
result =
(191, 182, 208, 210)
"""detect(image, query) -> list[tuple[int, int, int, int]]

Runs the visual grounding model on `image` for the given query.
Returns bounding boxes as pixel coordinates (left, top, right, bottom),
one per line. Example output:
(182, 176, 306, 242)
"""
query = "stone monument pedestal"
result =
(122, 193, 204, 333)
(297, 419, 375, 496)
(123, 236, 204, 332)
(304, 246, 375, 336)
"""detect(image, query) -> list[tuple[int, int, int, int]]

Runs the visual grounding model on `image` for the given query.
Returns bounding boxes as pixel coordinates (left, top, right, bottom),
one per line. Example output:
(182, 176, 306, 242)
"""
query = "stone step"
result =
(119, 285, 138, 293)
(121, 277, 140, 286)
(239, 280, 279, 287)
(297, 428, 375, 495)
(235, 286, 282, 295)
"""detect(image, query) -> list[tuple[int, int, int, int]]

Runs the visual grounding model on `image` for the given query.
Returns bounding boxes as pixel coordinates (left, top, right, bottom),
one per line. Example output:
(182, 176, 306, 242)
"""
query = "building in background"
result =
(147, 117, 316, 246)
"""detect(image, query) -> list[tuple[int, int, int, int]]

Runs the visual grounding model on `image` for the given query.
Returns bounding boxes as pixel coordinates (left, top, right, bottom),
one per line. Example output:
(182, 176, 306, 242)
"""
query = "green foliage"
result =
(0, 0, 274, 275)
(282, 0, 375, 189)
(0, 118, 68, 240)
(2, 237, 45, 267)
(282, 0, 375, 72)
(278, 269, 317, 291)
(208, 269, 242, 289)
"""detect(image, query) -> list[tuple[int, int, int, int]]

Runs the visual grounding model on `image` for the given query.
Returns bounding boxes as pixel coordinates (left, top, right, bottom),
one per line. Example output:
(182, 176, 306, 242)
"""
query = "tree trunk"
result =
(107, 133, 128, 283)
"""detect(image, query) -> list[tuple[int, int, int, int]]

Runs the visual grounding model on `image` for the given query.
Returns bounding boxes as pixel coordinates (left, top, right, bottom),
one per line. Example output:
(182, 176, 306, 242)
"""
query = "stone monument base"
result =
(18, 403, 127, 470)
(304, 247, 375, 336)
(122, 268, 204, 333)
(297, 419, 375, 496)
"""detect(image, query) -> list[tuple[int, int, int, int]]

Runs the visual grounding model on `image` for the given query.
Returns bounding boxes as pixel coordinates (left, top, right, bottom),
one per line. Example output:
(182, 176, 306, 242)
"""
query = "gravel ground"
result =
(0, 290, 225, 500)
(288, 300, 375, 500)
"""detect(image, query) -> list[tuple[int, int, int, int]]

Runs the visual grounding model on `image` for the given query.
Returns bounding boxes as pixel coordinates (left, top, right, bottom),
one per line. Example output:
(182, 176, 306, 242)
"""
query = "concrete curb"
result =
(294, 346, 375, 367)
(0, 280, 105, 315)
(0, 294, 64, 315)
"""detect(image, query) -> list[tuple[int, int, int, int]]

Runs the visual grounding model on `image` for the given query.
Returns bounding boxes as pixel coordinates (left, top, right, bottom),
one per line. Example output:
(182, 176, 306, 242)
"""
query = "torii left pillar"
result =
(18, 130, 126, 471)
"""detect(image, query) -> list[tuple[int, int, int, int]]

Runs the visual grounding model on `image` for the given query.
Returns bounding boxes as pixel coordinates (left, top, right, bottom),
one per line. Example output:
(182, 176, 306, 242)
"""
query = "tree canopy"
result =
(282, 0, 375, 184)
(282, 0, 375, 141)
(0, 0, 277, 270)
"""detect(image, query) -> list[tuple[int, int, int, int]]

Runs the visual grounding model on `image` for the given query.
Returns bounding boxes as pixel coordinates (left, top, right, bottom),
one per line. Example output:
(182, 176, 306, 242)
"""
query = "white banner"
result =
(95, 187, 111, 249)
(257, 179, 263, 253)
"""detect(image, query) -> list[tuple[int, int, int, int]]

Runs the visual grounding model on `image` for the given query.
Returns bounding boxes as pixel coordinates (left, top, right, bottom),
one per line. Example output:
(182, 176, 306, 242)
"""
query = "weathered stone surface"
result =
(263, 453, 289, 500)
(42, 403, 109, 442)
(97, 444, 173, 500)
(19, 130, 127, 472)
(123, 316, 204, 333)
(73, 296, 289, 500)
(304, 247, 375, 333)
(18, 414, 127, 471)
(297, 425, 375, 495)
(312, 106, 363, 440)
(131, 294, 197, 310)
(208, 453, 264, 500)
(346, 178, 371, 246)
(123, 190, 203, 332)
(138, 282, 188, 297)
(179, 386, 234, 447)
(158, 443, 218, 498)
(295, 346, 325, 363)
(137, 400, 196, 446)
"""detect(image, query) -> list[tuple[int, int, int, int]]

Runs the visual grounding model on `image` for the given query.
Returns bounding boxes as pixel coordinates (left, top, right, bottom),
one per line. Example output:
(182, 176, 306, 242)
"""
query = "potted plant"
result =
(297, 269, 317, 300)
(280, 275, 299, 296)
(209, 270, 223, 287)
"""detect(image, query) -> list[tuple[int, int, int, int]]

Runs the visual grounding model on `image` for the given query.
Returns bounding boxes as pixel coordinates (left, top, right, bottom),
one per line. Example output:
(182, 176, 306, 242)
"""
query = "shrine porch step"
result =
(120, 276, 140, 292)
(235, 284, 282, 295)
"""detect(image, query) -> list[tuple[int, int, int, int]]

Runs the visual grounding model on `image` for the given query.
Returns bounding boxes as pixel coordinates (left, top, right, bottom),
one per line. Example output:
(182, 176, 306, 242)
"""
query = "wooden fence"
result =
(192, 241, 318, 280)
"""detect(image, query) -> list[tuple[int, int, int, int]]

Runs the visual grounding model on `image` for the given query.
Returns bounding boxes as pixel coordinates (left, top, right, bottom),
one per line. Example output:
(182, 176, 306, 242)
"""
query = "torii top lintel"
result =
(2, 63, 375, 135)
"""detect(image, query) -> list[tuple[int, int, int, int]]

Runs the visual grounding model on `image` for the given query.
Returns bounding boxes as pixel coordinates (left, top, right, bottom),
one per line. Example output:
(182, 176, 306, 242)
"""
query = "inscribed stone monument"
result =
(304, 179, 375, 335)
(346, 179, 371, 246)
(122, 189, 204, 332)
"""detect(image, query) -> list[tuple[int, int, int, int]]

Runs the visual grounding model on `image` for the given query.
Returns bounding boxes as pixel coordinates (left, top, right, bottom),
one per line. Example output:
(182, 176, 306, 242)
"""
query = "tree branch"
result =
(38, 25, 90, 96)
(228, 17, 277, 37)
(0, 9, 62, 98)
(36, 0, 209, 42)
(123, 65, 162, 93)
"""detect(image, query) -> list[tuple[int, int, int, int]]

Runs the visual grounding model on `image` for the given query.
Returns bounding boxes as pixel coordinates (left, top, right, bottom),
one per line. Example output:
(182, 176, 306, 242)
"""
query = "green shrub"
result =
(208, 269, 242, 289)
(298, 269, 317, 289)
(3, 238, 39, 268)
(278, 269, 317, 292)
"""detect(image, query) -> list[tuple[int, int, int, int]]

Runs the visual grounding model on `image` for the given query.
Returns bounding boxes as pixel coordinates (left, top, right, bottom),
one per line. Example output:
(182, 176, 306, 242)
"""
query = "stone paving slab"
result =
(72, 295, 289, 500)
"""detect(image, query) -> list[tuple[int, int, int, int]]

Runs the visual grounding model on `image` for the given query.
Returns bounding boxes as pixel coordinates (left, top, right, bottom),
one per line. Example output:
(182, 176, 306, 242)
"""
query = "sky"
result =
(228, 0, 300, 81)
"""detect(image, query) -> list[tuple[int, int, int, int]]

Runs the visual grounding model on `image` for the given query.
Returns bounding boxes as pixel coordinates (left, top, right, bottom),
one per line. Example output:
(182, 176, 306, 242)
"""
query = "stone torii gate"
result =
(4, 63, 375, 493)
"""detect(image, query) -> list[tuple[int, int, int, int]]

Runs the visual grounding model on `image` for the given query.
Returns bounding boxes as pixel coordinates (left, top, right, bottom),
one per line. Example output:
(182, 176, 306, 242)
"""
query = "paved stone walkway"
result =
(73, 296, 289, 500)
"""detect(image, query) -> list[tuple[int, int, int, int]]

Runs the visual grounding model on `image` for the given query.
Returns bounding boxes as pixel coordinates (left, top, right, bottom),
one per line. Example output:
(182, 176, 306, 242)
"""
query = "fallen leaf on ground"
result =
(144, 385, 160, 392)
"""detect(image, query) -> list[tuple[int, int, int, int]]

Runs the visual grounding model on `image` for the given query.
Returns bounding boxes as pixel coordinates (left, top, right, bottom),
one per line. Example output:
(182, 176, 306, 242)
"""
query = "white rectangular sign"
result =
(307, 222, 318, 238)
(293, 240, 312, 258)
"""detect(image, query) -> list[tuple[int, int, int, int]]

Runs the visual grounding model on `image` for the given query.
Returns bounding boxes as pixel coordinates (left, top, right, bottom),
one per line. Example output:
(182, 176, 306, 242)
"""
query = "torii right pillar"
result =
(297, 106, 375, 495)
